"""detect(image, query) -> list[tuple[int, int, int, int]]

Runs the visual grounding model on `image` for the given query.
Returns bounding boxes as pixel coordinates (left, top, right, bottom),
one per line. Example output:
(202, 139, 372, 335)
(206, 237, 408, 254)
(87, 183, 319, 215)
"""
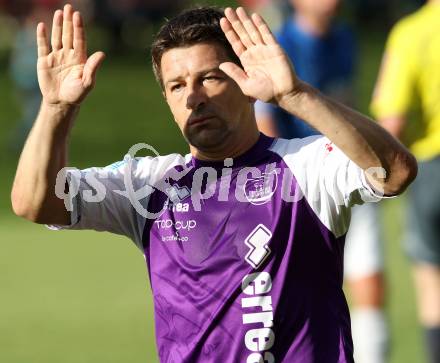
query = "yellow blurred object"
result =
(371, 2, 440, 162)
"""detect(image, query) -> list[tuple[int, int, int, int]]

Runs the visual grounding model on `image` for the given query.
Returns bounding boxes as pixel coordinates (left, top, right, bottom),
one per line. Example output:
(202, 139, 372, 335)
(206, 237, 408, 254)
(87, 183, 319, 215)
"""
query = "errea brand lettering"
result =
(164, 201, 190, 213)
(241, 272, 275, 363)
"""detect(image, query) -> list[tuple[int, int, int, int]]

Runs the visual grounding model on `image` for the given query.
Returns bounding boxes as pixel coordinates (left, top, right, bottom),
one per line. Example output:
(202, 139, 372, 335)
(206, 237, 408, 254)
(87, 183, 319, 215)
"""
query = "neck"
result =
(190, 126, 260, 162)
(294, 12, 333, 37)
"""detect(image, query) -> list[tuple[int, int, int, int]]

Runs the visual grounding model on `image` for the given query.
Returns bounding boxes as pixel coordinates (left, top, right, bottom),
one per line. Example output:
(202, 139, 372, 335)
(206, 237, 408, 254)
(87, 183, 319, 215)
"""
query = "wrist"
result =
(41, 99, 80, 113)
(276, 80, 310, 110)
(39, 100, 80, 132)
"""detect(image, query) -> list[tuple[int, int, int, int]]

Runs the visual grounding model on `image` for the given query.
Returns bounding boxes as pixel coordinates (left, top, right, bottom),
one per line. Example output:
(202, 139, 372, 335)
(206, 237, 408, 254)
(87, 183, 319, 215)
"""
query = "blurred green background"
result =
(0, 0, 425, 362)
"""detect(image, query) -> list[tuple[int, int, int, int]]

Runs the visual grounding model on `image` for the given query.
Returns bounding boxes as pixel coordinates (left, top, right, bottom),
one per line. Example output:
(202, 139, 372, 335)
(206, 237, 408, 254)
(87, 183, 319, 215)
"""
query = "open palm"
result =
(37, 4, 105, 106)
(220, 7, 299, 104)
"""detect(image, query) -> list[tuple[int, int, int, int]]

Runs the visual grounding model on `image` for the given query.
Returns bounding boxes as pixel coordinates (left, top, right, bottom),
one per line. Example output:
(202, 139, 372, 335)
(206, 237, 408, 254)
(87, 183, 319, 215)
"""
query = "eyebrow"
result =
(164, 67, 224, 87)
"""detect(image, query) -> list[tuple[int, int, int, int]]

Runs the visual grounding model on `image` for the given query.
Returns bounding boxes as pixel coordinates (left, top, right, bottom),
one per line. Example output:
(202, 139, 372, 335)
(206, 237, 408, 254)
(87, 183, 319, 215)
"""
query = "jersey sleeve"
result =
(48, 154, 185, 250)
(271, 136, 388, 237)
(370, 19, 417, 119)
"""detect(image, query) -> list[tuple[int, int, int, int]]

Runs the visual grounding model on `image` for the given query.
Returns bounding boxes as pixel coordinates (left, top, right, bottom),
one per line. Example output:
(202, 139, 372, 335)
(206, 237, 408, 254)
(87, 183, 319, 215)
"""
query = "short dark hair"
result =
(151, 7, 241, 89)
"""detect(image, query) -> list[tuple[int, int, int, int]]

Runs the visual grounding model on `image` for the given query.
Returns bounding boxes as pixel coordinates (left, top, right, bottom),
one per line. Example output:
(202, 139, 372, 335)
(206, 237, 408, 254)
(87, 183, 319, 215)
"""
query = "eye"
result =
(170, 84, 184, 92)
(203, 75, 222, 82)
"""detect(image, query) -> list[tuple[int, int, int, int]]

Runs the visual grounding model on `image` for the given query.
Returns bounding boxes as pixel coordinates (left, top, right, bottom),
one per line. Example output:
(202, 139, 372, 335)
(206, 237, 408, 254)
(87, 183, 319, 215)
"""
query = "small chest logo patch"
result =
(244, 171, 278, 206)
(167, 184, 191, 203)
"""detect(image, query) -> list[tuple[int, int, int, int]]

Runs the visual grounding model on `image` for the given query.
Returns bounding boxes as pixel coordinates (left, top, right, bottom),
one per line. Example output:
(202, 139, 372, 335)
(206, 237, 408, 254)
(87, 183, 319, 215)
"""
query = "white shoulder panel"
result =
(49, 153, 188, 251)
(270, 136, 384, 238)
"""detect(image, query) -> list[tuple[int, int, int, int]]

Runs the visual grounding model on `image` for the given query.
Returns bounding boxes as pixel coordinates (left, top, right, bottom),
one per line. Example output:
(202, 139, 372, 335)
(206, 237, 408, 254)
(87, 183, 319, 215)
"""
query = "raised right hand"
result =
(36, 4, 105, 106)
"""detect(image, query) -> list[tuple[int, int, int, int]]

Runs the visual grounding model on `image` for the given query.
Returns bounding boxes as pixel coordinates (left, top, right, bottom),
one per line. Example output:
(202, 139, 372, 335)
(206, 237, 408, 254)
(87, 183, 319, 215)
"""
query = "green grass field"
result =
(0, 4, 427, 362)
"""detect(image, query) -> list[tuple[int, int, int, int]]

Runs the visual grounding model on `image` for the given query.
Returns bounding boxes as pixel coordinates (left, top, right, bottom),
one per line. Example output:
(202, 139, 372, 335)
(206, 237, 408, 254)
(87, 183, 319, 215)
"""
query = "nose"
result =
(186, 82, 207, 111)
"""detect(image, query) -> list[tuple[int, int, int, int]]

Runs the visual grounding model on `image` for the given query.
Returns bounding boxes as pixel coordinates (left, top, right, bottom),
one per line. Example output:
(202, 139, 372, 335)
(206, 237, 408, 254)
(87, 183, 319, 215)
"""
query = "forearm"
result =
(278, 82, 417, 195)
(11, 102, 79, 224)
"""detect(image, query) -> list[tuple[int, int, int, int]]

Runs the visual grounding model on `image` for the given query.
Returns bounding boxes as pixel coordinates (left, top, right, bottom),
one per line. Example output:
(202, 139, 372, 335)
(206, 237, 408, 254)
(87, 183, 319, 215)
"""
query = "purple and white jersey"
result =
(53, 134, 384, 363)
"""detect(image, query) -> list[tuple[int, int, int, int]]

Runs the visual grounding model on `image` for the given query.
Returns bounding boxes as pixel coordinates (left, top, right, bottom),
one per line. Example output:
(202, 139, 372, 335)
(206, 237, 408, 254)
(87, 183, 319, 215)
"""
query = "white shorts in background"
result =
(344, 203, 383, 280)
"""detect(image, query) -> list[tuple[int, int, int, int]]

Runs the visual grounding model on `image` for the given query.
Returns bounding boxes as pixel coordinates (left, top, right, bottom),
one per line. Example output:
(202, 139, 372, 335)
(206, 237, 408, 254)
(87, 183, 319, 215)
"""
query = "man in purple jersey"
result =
(11, 3, 417, 362)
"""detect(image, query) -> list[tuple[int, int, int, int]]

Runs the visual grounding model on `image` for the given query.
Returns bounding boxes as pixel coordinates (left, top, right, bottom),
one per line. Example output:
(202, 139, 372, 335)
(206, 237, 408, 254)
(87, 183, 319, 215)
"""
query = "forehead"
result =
(161, 43, 231, 83)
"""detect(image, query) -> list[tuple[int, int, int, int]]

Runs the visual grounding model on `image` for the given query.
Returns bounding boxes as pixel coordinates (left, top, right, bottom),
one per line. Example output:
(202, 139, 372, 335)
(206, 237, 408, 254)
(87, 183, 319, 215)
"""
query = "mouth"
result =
(188, 116, 215, 126)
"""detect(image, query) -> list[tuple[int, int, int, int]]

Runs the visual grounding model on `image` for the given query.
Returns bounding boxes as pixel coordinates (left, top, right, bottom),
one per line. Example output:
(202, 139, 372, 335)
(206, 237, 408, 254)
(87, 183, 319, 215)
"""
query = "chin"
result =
(185, 128, 230, 152)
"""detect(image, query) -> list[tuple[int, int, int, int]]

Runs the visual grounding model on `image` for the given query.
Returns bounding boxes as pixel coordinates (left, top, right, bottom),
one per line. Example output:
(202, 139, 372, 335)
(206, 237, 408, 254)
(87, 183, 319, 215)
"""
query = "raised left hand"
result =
(220, 7, 299, 104)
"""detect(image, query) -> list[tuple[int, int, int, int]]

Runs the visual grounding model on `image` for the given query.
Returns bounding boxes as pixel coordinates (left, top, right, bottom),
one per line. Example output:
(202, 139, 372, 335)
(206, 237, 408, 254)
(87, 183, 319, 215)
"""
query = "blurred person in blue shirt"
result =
(256, 0, 355, 137)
